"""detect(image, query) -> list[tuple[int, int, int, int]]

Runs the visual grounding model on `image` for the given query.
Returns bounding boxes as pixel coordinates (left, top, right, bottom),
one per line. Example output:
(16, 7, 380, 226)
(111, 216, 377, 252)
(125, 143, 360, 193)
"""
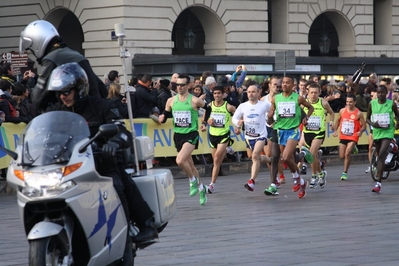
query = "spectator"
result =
(103, 73, 109, 84)
(379, 77, 393, 99)
(230, 65, 247, 89)
(309, 74, 319, 83)
(194, 77, 202, 86)
(318, 79, 330, 98)
(134, 74, 158, 118)
(13, 83, 36, 122)
(355, 83, 368, 112)
(19, 20, 108, 111)
(201, 70, 213, 85)
(218, 77, 240, 108)
(157, 79, 173, 114)
(0, 63, 17, 88)
(105, 70, 120, 90)
(192, 84, 205, 99)
(0, 111, 5, 124)
(107, 82, 127, 118)
(171, 73, 179, 83)
(203, 76, 216, 104)
(0, 80, 28, 124)
(327, 83, 346, 112)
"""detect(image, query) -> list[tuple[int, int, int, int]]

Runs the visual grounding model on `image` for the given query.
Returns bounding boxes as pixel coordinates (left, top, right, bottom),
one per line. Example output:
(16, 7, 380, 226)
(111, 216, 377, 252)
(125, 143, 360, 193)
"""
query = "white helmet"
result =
(19, 20, 59, 59)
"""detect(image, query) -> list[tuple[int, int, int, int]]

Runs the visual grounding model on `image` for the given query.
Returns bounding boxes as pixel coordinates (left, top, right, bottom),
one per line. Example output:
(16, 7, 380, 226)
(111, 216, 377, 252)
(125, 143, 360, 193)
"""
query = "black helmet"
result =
(48, 62, 89, 100)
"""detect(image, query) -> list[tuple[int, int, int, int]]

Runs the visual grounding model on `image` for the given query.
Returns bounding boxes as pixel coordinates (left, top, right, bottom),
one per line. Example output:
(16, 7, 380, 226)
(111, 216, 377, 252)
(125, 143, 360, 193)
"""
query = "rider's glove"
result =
(102, 141, 119, 156)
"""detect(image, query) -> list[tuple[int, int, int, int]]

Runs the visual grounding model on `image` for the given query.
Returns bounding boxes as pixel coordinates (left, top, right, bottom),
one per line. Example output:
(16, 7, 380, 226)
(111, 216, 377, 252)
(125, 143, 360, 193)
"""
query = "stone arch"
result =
(44, 8, 85, 55)
(173, 5, 227, 56)
(308, 10, 356, 57)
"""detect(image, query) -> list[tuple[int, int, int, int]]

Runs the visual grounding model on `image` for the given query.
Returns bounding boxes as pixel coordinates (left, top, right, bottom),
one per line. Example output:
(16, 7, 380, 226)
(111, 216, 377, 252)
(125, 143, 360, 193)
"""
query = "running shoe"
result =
(275, 178, 281, 189)
(365, 166, 370, 173)
(301, 146, 314, 163)
(372, 182, 381, 193)
(352, 145, 359, 154)
(292, 178, 301, 192)
(207, 184, 215, 194)
(244, 178, 255, 191)
(199, 187, 207, 205)
(340, 172, 348, 181)
(189, 177, 199, 196)
(280, 175, 286, 184)
(298, 180, 308, 199)
(319, 170, 327, 188)
(264, 184, 279, 196)
(309, 176, 318, 188)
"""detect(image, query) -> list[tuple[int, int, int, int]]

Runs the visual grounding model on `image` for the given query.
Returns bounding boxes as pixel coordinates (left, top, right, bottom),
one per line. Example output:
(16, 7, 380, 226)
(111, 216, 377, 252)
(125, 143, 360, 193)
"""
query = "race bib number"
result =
(373, 113, 390, 128)
(173, 111, 191, 128)
(210, 113, 226, 128)
(244, 121, 261, 137)
(341, 121, 354, 136)
(306, 116, 321, 131)
(277, 101, 296, 118)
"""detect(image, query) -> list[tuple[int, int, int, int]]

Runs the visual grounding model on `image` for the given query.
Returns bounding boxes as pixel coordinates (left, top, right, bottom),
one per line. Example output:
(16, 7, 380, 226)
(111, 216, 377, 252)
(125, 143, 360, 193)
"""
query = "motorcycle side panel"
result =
(67, 180, 127, 266)
(27, 221, 63, 240)
(133, 169, 177, 228)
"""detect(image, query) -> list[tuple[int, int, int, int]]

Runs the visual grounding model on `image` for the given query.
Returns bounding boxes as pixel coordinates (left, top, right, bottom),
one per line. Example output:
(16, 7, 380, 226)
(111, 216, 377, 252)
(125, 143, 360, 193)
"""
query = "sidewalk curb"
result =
(0, 154, 369, 195)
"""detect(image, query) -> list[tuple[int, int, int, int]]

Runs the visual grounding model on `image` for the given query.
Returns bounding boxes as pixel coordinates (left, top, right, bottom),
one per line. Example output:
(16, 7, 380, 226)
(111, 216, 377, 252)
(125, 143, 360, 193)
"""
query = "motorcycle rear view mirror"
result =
(79, 124, 119, 153)
(98, 124, 119, 138)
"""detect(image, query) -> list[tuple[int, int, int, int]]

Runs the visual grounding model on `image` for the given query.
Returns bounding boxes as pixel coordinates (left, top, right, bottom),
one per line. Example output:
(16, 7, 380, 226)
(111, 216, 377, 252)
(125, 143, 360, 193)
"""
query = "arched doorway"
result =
(172, 6, 227, 56)
(45, 8, 85, 56)
(308, 11, 356, 57)
(308, 13, 338, 57)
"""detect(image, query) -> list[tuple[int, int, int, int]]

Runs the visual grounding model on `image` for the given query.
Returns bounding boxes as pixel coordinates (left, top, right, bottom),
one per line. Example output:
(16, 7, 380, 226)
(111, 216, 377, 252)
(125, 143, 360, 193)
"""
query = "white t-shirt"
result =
(233, 100, 269, 139)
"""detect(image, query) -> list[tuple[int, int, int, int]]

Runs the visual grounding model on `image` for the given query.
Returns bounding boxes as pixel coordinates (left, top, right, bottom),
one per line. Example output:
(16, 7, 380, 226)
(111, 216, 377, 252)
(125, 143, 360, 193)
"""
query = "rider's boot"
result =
(131, 218, 159, 246)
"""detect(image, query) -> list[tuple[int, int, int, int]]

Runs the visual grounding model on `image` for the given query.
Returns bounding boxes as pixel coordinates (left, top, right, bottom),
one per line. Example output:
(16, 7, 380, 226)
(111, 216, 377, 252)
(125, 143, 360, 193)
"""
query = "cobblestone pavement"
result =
(1, 164, 399, 265)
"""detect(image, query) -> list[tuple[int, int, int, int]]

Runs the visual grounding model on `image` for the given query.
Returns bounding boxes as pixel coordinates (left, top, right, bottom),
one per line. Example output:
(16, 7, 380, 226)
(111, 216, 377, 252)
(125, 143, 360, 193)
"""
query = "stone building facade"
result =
(0, 0, 398, 79)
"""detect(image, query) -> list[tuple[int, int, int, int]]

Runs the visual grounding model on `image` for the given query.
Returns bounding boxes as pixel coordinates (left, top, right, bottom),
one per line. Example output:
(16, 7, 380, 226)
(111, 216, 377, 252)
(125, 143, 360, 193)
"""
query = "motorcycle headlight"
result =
(15, 163, 82, 198)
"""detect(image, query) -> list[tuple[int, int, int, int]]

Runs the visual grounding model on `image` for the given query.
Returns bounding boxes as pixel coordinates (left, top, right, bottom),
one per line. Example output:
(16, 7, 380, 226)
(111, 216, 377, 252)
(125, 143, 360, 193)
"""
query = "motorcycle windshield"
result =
(20, 111, 90, 166)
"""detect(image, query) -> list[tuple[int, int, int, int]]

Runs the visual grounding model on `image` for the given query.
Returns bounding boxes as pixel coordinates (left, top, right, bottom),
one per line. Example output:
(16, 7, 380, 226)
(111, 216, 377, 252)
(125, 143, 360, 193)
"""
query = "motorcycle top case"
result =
(135, 136, 155, 161)
(133, 168, 177, 227)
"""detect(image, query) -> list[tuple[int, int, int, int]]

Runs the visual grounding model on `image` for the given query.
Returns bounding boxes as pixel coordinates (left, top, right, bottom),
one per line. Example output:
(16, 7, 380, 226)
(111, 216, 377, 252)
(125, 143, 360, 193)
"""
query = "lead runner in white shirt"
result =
(232, 85, 271, 191)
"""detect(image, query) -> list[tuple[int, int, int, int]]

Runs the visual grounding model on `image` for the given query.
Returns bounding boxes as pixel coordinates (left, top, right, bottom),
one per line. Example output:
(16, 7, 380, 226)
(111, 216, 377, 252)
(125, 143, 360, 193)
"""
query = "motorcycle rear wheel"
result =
(370, 148, 390, 182)
(29, 236, 69, 266)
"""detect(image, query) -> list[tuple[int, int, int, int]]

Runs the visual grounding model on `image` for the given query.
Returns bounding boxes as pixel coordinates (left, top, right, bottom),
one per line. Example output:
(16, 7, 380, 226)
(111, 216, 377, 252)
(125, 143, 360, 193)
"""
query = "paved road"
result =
(1, 164, 399, 265)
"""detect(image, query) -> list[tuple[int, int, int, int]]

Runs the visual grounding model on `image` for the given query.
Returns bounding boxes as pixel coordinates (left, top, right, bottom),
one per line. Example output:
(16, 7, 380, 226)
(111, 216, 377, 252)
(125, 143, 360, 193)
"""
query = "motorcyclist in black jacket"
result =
(45, 62, 158, 264)
(19, 20, 108, 111)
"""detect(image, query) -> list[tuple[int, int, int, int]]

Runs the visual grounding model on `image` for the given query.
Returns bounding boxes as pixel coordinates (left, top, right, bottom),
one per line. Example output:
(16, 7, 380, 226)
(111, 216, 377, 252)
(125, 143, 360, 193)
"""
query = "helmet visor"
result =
(20, 36, 32, 53)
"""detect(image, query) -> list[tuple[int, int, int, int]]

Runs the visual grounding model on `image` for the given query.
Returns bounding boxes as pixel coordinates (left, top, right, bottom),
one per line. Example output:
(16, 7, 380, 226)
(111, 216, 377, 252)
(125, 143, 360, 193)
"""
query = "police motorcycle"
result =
(3, 111, 176, 265)
(370, 140, 399, 181)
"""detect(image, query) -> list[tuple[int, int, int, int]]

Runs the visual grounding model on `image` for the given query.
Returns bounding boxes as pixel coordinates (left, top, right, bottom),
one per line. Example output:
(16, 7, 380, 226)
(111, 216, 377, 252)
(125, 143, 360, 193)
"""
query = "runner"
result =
(366, 85, 399, 192)
(200, 86, 236, 193)
(232, 84, 271, 192)
(302, 82, 335, 188)
(267, 76, 314, 199)
(159, 74, 209, 205)
(333, 94, 366, 180)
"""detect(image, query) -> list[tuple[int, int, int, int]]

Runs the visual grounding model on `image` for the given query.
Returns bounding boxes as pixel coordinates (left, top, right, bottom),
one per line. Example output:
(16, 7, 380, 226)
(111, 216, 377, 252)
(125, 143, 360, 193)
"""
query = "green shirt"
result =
(274, 93, 302, 130)
(303, 98, 325, 134)
(172, 94, 198, 134)
(209, 101, 231, 136)
(371, 99, 394, 140)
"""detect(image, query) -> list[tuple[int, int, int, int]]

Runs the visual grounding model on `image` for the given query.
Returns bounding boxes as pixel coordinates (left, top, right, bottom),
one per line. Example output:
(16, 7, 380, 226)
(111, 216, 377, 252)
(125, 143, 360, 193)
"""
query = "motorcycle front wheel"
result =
(370, 147, 390, 181)
(29, 236, 69, 266)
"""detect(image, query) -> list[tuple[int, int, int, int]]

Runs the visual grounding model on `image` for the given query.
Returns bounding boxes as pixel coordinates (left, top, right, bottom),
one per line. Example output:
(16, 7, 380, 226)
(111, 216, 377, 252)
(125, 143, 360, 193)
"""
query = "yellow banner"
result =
(0, 115, 371, 168)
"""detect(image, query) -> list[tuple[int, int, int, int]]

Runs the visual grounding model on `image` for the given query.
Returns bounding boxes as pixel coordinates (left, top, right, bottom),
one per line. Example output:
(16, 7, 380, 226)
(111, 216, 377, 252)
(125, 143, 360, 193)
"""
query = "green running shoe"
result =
(199, 187, 207, 205)
(352, 145, 359, 154)
(190, 177, 199, 197)
(301, 146, 314, 163)
(340, 172, 348, 180)
(264, 185, 279, 196)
